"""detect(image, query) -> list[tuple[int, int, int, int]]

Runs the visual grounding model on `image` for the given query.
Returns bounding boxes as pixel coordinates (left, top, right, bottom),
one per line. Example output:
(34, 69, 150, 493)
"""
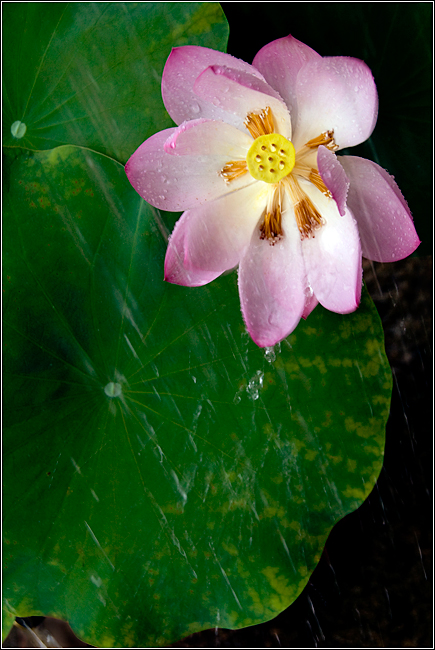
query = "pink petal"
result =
(317, 145, 350, 216)
(165, 183, 269, 287)
(301, 188, 362, 313)
(125, 126, 254, 211)
(164, 218, 222, 287)
(293, 57, 378, 151)
(164, 118, 252, 157)
(238, 210, 306, 347)
(338, 156, 420, 262)
(302, 292, 319, 319)
(193, 65, 292, 137)
(162, 46, 266, 126)
(252, 34, 322, 129)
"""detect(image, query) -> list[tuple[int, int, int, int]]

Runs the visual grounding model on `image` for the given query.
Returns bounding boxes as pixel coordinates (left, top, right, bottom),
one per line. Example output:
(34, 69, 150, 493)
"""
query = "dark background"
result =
(4, 3, 432, 647)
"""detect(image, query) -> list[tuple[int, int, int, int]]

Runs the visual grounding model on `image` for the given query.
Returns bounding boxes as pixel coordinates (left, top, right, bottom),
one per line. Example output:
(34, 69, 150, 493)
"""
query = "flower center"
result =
(246, 133, 295, 184)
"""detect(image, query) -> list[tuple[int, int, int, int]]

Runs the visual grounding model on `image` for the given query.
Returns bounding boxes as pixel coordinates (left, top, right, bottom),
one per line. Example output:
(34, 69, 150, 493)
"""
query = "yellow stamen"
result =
(260, 186, 283, 245)
(294, 198, 325, 239)
(304, 130, 338, 151)
(308, 168, 332, 198)
(284, 176, 325, 239)
(244, 106, 275, 139)
(220, 160, 248, 184)
(292, 163, 332, 198)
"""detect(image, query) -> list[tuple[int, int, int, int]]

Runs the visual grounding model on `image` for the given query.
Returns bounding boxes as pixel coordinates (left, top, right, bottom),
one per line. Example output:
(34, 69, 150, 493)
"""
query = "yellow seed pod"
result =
(246, 133, 295, 183)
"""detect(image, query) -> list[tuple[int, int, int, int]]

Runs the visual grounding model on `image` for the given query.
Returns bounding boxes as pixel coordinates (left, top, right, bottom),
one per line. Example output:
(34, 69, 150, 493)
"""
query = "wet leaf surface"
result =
(2, 2, 228, 163)
(3, 146, 391, 647)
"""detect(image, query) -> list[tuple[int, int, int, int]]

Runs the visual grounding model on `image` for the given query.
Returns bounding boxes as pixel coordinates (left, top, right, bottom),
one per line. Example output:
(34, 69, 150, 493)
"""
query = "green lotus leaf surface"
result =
(2, 2, 228, 163)
(3, 145, 391, 647)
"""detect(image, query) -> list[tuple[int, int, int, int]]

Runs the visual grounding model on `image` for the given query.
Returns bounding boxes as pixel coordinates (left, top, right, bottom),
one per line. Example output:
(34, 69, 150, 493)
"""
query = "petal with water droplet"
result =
(238, 207, 306, 347)
(126, 127, 252, 211)
(339, 155, 420, 262)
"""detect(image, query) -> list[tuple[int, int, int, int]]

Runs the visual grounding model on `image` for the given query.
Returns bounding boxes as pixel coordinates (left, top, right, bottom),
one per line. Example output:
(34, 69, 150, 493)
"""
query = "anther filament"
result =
(260, 186, 283, 245)
(220, 160, 248, 184)
(284, 176, 325, 239)
(244, 107, 275, 139)
(304, 130, 338, 151)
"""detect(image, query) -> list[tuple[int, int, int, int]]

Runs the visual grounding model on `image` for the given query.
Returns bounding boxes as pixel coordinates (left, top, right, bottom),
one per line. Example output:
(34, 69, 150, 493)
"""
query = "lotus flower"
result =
(125, 35, 420, 347)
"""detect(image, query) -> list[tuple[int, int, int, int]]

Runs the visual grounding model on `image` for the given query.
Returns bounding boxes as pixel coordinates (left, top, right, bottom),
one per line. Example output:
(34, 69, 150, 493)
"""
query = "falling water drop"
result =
(246, 371, 264, 400)
(264, 345, 280, 363)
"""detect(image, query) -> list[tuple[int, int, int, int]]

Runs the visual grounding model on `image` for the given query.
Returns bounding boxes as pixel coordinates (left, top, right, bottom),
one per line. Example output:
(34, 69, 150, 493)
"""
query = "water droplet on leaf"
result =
(104, 382, 122, 397)
(11, 121, 27, 139)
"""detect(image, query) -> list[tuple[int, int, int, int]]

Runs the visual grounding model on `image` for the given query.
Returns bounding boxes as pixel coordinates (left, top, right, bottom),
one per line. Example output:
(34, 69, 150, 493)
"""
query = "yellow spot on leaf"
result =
(248, 588, 266, 616)
(262, 566, 298, 609)
(343, 486, 367, 501)
(221, 542, 239, 556)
